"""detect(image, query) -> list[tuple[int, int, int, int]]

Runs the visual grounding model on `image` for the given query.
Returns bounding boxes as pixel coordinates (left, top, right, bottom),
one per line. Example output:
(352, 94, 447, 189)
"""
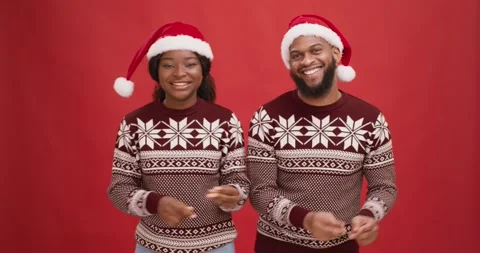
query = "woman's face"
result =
(157, 50, 203, 104)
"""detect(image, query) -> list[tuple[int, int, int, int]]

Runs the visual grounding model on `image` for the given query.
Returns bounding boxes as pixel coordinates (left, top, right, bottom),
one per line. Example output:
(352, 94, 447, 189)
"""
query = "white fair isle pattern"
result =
(127, 190, 154, 216)
(249, 107, 274, 142)
(195, 119, 225, 149)
(219, 183, 248, 212)
(112, 149, 141, 176)
(268, 196, 296, 226)
(136, 118, 162, 149)
(108, 102, 250, 253)
(136, 220, 237, 253)
(273, 115, 303, 148)
(361, 197, 387, 222)
(303, 115, 337, 148)
(257, 216, 351, 249)
(249, 106, 390, 153)
(247, 101, 397, 249)
(139, 150, 222, 174)
(117, 119, 135, 152)
(120, 113, 243, 155)
(372, 113, 390, 146)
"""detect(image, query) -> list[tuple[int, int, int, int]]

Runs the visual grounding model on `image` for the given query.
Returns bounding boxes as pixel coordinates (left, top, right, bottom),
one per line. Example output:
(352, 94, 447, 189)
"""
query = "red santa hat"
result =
(281, 14, 356, 82)
(114, 22, 214, 98)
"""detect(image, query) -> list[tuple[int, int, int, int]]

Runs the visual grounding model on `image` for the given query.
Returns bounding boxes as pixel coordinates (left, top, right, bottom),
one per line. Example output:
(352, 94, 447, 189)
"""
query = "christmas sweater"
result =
(107, 98, 250, 253)
(247, 90, 397, 253)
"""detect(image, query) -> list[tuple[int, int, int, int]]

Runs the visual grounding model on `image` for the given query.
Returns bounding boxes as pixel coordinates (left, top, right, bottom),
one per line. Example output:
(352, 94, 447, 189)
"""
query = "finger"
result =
(210, 186, 238, 196)
(206, 192, 226, 206)
(355, 219, 375, 235)
(351, 217, 367, 233)
(207, 193, 238, 203)
(352, 224, 377, 240)
(321, 214, 344, 228)
(332, 227, 347, 237)
(181, 206, 195, 218)
(359, 222, 375, 233)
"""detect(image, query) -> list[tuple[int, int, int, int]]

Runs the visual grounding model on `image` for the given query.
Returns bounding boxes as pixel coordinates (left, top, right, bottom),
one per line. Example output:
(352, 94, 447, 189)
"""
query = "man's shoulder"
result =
(345, 92, 382, 113)
(343, 91, 386, 122)
(253, 90, 294, 113)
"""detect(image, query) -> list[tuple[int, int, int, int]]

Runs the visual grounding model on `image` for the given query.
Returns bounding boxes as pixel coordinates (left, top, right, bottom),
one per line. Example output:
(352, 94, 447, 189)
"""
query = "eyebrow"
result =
(290, 43, 324, 53)
(160, 56, 198, 61)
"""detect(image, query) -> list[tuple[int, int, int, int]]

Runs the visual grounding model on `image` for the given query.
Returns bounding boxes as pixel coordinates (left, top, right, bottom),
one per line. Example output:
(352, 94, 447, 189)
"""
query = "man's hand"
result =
(349, 215, 378, 246)
(303, 212, 347, 241)
(157, 196, 196, 227)
(206, 185, 240, 209)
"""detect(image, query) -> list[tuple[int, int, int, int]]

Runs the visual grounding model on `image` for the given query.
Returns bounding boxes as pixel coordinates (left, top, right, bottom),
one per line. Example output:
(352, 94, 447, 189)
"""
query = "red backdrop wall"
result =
(2, 0, 478, 252)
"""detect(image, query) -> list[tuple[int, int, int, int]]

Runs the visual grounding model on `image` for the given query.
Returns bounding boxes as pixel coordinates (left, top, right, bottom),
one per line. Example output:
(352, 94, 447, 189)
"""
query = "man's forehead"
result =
(289, 36, 329, 51)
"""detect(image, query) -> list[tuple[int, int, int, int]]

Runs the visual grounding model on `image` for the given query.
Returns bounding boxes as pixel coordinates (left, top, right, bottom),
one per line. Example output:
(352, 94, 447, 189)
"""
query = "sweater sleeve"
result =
(358, 112, 398, 222)
(107, 117, 164, 217)
(218, 113, 250, 212)
(247, 107, 310, 228)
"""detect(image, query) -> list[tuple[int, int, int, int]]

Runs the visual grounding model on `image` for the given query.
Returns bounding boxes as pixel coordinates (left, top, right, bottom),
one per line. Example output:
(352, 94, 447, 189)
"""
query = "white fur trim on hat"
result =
(336, 65, 356, 82)
(146, 35, 214, 60)
(114, 77, 134, 98)
(281, 23, 344, 69)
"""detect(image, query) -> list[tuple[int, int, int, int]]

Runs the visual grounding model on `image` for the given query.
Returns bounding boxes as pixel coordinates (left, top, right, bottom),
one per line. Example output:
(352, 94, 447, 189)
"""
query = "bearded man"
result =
(246, 14, 398, 253)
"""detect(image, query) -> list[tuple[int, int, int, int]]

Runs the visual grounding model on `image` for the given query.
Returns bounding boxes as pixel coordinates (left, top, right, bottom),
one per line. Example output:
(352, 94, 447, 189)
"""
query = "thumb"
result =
(322, 213, 343, 227)
(352, 216, 367, 226)
(181, 206, 196, 218)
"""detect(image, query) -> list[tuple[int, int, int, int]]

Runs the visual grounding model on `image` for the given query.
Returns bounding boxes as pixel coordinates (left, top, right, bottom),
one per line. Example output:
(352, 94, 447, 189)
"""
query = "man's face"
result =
(288, 36, 340, 98)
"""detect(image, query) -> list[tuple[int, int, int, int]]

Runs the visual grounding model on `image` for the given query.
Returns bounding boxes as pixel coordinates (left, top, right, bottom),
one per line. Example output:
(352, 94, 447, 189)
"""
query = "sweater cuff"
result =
(358, 209, 375, 218)
(289, 206, 310, 228)
(219, 184, 247, 212)
(145, 192, 165, 215)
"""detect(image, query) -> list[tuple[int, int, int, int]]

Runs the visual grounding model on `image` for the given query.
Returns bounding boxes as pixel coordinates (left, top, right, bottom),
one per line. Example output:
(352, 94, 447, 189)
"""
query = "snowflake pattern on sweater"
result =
(108, 99, 250, 253)
(247, 90, 397, 252)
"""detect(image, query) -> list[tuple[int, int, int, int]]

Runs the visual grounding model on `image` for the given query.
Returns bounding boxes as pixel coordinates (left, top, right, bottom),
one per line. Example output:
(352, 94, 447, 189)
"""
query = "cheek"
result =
(290, 63, 301, 74)
(157, 69, 170, 83)
(189, 67, 203, 84)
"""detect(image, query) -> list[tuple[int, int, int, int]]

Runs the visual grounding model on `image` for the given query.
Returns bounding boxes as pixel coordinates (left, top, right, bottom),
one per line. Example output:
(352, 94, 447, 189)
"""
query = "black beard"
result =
(290, 59, 337, 99)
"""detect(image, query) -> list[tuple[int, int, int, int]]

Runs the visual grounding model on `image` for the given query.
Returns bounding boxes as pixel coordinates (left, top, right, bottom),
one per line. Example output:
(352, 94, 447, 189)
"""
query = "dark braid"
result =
(148, 53, 216, 103)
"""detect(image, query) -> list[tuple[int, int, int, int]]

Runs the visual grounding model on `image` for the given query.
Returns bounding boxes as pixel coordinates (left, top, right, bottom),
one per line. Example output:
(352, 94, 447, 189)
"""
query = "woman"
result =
(108, 21, 250, 253)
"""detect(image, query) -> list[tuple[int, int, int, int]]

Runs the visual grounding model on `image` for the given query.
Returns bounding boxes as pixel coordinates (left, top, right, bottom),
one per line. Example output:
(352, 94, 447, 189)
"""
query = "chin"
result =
(305, 81, 323, 88)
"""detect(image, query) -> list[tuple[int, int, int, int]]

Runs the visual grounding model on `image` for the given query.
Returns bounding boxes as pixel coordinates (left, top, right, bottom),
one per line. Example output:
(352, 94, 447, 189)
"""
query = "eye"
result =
(312, 48, 322, 54)
(291, 54, 301, 61)
(161, 63, 173, 68)
(185, 63, 197, 68)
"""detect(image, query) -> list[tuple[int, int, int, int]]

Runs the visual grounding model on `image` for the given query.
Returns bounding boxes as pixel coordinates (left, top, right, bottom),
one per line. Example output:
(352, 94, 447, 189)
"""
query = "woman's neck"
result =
(163, 96, 198, 110)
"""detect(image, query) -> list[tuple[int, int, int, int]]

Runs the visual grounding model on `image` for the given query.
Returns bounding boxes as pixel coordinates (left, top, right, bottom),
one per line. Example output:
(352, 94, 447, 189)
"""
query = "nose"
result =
(173, 66, 187, 77)
(300, 53, 315, 66)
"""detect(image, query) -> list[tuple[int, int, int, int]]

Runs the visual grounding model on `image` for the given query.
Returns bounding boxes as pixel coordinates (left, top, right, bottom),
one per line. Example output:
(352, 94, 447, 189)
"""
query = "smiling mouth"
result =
(301, 66, 323, 76)
(171, 82, 190, 88)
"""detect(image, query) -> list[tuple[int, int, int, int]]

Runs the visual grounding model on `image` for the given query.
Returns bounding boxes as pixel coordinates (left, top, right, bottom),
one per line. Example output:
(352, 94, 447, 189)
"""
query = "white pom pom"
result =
(113, 77, 134, 97)
(336, 65, 356, 82)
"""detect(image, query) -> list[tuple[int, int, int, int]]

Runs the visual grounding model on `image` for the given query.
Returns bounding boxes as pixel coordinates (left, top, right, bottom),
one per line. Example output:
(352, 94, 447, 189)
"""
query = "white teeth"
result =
(172, 82, 188, 86)
(303, 67, 321, 75)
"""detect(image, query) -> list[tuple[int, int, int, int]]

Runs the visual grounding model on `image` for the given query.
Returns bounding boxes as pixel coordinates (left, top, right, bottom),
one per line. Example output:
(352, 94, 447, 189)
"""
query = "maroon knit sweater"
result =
(247, 90, 397, 253)
(107, 98, 250, 252)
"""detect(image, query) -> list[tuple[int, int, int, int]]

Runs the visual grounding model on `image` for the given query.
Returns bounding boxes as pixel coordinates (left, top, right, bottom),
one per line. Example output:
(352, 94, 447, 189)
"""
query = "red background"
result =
(2, 0, 478, 252)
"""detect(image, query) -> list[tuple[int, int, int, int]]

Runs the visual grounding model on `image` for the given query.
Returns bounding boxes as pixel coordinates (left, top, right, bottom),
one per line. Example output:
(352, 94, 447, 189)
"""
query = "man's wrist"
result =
(358, 209, 375, 219)
(146, 192, 165, 214)
(303, 212, 314, 230)
(289, 206, 311, 228)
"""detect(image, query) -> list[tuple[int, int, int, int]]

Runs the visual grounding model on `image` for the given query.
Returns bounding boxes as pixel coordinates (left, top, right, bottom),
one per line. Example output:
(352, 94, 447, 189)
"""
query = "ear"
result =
(332, 47, 342, 65)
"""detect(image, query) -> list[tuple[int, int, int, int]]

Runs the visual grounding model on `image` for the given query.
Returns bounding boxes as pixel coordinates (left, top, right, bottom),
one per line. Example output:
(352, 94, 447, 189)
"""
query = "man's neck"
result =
(297, 86, 342, 107)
